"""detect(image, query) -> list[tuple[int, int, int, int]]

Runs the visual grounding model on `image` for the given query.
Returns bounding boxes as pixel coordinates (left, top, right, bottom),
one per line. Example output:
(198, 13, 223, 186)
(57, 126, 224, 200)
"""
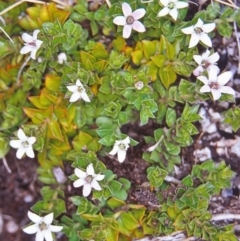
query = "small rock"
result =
(6, 220, 18, 233)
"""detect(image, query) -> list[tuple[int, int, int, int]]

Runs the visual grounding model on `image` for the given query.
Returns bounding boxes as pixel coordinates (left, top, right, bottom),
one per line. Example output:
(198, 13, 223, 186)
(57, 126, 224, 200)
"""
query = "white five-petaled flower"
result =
(57, 52, 67, 64)
(158, 0, 188, 21)
(113, 2, 146, 39)
(73, 164, 105, 197)
(9, 128, 36, 159)
(181, 18, 216, 48)
(109, 136, 130, 163)
(193, 49, 220, 76)
(66, 79, 91, 103)
(23, 211, 63, 241)
(20, 30, 43, 60)
(198, 70, 235, 101)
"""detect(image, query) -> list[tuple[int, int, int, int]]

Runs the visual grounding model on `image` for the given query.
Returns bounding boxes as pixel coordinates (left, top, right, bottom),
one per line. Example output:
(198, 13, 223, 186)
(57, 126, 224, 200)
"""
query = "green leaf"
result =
(150, 55, 166, 68)
(159, 68, 177, 89)
(164, 141, 180, 155)
(142, 40, 156, 60)
(166, 108, 176, 127)
(181, 175, 193, 187)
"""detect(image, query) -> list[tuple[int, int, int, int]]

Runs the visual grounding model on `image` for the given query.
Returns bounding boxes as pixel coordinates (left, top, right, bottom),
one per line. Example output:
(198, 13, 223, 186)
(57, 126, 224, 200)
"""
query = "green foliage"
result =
(224, 106, 240, 132)
(1, 0, 238, 240)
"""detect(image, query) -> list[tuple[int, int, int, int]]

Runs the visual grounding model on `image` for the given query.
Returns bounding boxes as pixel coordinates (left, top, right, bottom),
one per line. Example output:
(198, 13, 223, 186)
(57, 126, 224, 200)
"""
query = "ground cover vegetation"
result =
(0, 0, 240, 240)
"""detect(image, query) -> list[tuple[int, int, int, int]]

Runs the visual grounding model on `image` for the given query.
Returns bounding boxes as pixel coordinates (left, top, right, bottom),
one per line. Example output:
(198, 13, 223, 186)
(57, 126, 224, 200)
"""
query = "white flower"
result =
(10, 128, 36, 159)
(109, 136, 130, 163)
(57, 52, 67, 64)
(23, 211, 63, 241)
(181, 18, 216, 48)
(198, 70, 235, 100)
(66, 79, 91, 102)
(158, 0, 188, 21)
(73, 163, 105, 197)
(193, 49, 220, 76)
(113, 2, 146, 39)
(20, 30, 43, 60)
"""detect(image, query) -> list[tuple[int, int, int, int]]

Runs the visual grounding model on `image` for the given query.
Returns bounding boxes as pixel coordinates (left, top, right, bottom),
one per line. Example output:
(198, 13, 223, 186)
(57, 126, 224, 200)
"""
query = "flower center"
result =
(209, 81, 219, 89)
(78, 86, 84, 92)
(126, 16, 135, 25)
(195, 27, 202, 34)
(168, 2, 175, 9)
(85, 175, 93, 183)
(22, 141, 29, 148)
(39, 222, 47, 231)
(28, 41, 36, 47)
(118, 143, 126, 150)
(202, 60, 211, 69)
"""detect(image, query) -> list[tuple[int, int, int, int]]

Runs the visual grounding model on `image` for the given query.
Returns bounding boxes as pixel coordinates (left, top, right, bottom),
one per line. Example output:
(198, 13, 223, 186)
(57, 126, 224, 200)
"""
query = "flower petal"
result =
(175, 1, 188, 9)
(36, 39, 43, 49)
(199, 33, 212, 47)
(91, 179, 102, 191)
(117, 149, 127, 163)
(189, 32, 200, 48)
(26, 146, 35, 158)
(132, 21, 146, 33)
(193, 66, 204, 76)
(23, 224, 38, 234)
(123, 24, 132, 38)
(18, 128, 27, 140)
(160, 0, 169, 6)
(16, 148, 26, 159)
(195, 18, 204, 28)
(197, 76, 209, 85)
(28, 211, 42, 223)
(28, 137, 36, 145)
(66, 85, 78, 92)
(30, 49, 38, 60)
(211, 89, 221, 100)
(169, 8, 178, 21)
(95, 174, 105, 181)
(123, 136, 130, 144)
(32, 30, 40, 40)
(132, 9, 146, 20)
(22, 33, 33, 43)
(200, 85, 211, 93)
(80, 91, 91, 102)
(201, 49, 210, 59)
(43, 229, 53, 241)
(201, 23, 215, 33)
(20, 46, 32, 54)
(74, 168, 86, 178)
(181, 25, 194, 35)
(207, 65, 220, 75)
(207, 52, 219, 64)
(9, 140, 22, 148)
(86, 164, 95, 176)
(113, 16, 126, 26)
(73, 178, 86, 188)
(193, 55, 202, 65)
(158, 7, 170, 17)
(217, 71, 232, 86)
(49, 225, 63, 232)
(69, 91, 81, 102)
(109, 144, 119, 155)
(76, 79, 83, 87)
(122, 2, 132, 17)
(36, 231, 44, 241)
(43, 213, 53, 225)
(220, 86, 235, 96)
(83, 183, 92, 197)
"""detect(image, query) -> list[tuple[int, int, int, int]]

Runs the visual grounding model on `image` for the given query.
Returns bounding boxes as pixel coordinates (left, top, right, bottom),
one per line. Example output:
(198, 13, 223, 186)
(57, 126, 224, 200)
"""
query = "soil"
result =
(1, 1, 240, 241)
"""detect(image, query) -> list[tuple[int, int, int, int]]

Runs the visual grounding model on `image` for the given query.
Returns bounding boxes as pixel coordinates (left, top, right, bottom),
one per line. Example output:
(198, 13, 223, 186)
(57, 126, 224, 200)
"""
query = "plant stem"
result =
(17, 55, 31, 85)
